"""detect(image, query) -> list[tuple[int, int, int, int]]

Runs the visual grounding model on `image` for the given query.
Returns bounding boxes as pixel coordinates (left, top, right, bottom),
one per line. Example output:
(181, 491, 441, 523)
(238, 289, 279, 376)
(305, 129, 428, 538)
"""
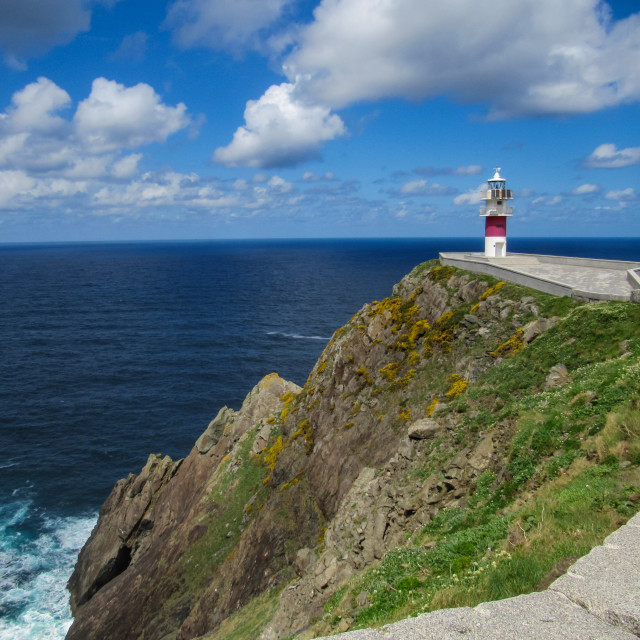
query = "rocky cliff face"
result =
(66, 261, 640, 640)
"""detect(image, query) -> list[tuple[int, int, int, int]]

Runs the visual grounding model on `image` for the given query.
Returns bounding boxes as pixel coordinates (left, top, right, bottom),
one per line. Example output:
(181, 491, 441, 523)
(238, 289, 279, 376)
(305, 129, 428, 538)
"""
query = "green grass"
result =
(178, 430, 268, 588)
(313, 296, 640, 636)
(201, 587, 283, 640)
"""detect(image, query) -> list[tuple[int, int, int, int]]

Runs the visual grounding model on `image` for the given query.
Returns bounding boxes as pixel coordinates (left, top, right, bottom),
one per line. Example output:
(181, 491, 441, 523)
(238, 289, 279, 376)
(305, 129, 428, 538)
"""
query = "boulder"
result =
(523, 316, 559, 344)
(408, 418, 442, 440)
(195, 406, 235, 454)
(545, 363, 570, 388)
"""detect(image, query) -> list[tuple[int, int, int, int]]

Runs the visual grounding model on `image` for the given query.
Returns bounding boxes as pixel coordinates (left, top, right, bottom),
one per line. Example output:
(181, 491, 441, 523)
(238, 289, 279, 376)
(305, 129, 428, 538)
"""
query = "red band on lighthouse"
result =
(485, 216, 507, 237)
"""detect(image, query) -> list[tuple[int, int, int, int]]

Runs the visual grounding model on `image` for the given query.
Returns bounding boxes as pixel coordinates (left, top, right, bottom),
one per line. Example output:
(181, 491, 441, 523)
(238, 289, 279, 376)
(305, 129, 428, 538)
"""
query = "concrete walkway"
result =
(439, 253, 640, 302)
(314, 512, 640, 639)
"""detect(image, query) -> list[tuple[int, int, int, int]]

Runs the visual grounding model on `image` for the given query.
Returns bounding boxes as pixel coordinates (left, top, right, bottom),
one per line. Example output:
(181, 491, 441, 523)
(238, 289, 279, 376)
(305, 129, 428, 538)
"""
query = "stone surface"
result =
(195, 406, 235, 453)
(312, 591, 637, 639)
(66, 262, 601, 640)
(407, 418, 442, 440)
(523, 316, 558, 344)
(550, 512, 640, 637)
(545, 363, 570, 388)
(313, 513, 640, 640)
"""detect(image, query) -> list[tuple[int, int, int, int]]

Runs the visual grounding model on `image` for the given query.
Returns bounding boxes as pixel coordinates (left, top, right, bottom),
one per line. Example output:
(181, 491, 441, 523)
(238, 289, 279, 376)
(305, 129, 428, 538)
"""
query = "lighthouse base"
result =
(485, 236, 507, 258)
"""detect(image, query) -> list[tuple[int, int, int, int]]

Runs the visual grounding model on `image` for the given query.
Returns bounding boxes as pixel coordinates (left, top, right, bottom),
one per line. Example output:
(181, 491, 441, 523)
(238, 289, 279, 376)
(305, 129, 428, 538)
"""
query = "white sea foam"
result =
(267, 331, 330, 341)
(0, 503, 96, 640)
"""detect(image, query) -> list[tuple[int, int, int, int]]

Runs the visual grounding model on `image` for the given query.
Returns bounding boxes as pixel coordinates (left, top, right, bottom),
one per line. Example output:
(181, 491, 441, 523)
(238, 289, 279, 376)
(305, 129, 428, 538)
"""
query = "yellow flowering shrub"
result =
(445, 373, 469, 399)
(263, 435, 283, 471)
(426, 396, 440, 416)
(481, 281, 506, 300)
(490, 328, 525, 358)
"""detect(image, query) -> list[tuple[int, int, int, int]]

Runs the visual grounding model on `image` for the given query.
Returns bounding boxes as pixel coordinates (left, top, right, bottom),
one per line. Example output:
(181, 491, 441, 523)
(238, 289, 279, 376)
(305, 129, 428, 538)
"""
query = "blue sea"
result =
(1, 237, 639, 639)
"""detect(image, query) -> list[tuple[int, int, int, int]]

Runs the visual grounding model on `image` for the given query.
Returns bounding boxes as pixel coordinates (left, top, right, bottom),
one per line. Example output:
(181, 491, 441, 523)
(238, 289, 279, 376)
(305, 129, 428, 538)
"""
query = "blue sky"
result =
(0, 0, 638, 242)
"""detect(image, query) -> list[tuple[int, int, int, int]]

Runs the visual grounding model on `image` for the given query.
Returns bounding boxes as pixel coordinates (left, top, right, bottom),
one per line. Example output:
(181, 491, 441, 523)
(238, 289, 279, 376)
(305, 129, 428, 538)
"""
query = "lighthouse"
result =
(480, 168, 513, 257)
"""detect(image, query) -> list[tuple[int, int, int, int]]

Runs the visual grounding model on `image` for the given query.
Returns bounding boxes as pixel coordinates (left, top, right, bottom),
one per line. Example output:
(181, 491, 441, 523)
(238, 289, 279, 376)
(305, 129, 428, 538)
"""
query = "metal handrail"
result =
(485, 189, 513, 199)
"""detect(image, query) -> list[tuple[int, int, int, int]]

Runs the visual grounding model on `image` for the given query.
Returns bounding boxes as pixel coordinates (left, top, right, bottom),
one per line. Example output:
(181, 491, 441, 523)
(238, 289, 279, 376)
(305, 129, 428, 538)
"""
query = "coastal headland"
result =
(66, 258, 640, 640)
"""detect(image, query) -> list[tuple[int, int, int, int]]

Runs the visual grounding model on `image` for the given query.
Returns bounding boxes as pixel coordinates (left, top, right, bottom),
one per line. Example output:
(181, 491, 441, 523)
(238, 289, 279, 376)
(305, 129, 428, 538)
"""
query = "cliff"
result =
(66, 260, 640, 640)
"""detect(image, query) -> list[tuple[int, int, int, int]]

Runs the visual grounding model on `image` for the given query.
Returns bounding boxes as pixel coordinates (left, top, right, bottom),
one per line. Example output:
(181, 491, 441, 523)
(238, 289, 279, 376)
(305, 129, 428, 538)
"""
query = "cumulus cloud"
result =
(218, 0, 640, 169)
(111, 153, 143, 179)
(571, 183, 600, 195)
(165, 0, 293, 52)
(533, 195, 563, 206)
(284, 0, 640, 116)
(0, 76, 192, 212)
(605, 187, 637, 201)
(454, 184, 486, 206)
(4, 77, 72, 134)
(414, 165, 483, 177)
(0, 170, 36, 207)
(213, 83, 345, 168)
(397, 179, 455, 196)
(75, 78, 190, 153)
(301, 171, 336, 182)
(584, 143, 640, 168)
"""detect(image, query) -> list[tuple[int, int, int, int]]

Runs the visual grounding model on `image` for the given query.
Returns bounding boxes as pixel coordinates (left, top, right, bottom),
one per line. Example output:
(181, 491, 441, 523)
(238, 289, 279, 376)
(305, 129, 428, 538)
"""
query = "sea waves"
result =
(267, 331, 330, 341)
(0, 501, 96, 640)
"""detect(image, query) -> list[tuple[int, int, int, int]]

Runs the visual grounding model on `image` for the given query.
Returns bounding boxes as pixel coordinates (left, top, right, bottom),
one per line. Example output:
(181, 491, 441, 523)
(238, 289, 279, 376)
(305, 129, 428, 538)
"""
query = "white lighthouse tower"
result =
(480, 168, 513, 257)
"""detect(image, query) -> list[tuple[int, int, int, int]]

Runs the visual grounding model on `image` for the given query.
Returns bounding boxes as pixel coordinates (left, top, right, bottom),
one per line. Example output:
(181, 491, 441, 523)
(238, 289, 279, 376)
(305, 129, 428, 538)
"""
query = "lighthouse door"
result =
(495, 241, 506, 257)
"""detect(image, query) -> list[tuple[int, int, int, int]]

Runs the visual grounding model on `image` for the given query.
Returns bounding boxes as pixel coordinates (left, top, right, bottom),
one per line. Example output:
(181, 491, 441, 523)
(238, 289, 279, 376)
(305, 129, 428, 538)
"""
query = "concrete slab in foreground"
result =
(313, 512, 640, 640)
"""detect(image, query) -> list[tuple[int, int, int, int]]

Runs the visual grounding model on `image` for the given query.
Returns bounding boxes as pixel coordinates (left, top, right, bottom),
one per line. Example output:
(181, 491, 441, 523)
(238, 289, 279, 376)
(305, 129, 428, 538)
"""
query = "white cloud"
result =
(213, 83, 345, 168)
(111, 153, 143, 179)
(454, 184, 486, 206)
(232, 179, 250, 191)
(453, 165, 483, 176)
(398, 179, 454, 196)
(533, 195, 563, 206)
(605, 187, 637, 201)
(301, 171, 336, 182)
(283, 0, 640, 116)
(0, 78, 191, 180)
(74, 78, 190, 153)
(5, 77, 71, 133)
(0, 170, 35, 207)
(584, 143, 640, 168)
(0, 77, 192, 212)
(571, 183, 600, 195)
(165, 0, 293, 52)
(268, 175, 293, 193)
(218, 0, 640, 169)
(415, 165, 483, 177)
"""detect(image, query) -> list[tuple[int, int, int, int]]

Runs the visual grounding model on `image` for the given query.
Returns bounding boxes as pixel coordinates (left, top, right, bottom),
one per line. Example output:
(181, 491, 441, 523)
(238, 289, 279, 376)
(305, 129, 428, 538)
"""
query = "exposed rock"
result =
(65, 262, 569, 640)
(468, 435, 495, 474)
(195, 406, 235, 453)
(295, 547, 316, 577)
(460, 279, 488, 302)
(67, 453, 180, 614)
(250, 419, 274, 456)
(523, 316, 559, 344)
(356, 591, 370, 608)
(408, 418, 442, 440)
(545, 363, 570, 389)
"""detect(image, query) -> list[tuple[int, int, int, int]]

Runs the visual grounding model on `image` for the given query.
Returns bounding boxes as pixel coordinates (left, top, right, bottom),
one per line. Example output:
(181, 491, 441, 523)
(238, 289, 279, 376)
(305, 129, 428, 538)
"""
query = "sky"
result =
(0, 0, 638, 242)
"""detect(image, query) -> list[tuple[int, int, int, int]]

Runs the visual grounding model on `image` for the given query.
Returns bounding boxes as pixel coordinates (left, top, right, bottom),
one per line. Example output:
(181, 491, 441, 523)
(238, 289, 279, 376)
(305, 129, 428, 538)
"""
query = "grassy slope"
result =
(320, 286, 640, 634)
(199, 263, 640, 640)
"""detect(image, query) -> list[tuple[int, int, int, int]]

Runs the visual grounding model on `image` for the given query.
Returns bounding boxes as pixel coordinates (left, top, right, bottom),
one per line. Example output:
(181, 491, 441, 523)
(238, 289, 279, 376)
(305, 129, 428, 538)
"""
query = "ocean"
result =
(1, 237, 639, 639)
